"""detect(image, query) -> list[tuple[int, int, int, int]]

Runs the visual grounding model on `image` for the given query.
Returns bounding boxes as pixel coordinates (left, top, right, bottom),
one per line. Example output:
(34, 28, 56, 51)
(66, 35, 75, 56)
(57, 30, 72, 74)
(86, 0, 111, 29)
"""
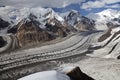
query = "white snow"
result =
(58, 65, 75, 74)
(87, 27, 120, 58)
(61, 57, 120, 80)
(111, 27, 120, 34)
(0, 6, 64, 29)
(18, 70, 70, 80)
(87, 9, 120, 30)
(60, 10, 82, 26)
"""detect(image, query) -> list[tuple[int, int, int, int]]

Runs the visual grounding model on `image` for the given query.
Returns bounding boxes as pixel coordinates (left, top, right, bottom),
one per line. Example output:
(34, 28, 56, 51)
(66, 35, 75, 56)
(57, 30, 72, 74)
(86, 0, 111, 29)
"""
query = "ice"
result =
(87, 9, 120, 30)
(88, 27, 120, 58)
(18, 71, 70, 80)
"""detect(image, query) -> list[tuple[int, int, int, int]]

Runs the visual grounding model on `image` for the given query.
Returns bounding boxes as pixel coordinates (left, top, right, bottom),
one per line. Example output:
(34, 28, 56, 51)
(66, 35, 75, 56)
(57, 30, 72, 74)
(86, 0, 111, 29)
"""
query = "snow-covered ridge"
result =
(60, 10, 82, 26)
(0, 6, 96, 33)
(60, 10, 95, 30)
(87, 9, 120, 30)
(60, 10, 94, 26)
(0, 6, 64, 28)
(88, 27, 120, 59)
(18, 70, 70, 80)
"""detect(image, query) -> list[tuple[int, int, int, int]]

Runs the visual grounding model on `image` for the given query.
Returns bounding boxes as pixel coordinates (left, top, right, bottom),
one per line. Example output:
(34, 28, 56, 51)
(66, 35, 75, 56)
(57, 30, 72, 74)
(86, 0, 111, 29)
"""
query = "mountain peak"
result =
(87, 9, 120, 30)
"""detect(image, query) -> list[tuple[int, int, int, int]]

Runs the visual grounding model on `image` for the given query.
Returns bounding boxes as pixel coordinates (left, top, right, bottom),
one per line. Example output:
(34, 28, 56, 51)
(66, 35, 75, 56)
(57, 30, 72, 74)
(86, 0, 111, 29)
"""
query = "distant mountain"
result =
(0, 6, 96, 34)
(60, 10, 95, 31)
(0, 7, 65, 28)
(87, 9, 120, 30)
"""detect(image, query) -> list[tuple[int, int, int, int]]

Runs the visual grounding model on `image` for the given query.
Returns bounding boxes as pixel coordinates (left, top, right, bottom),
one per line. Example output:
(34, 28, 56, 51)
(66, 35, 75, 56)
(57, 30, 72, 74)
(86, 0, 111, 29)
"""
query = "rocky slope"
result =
(61, 10, 95, 31)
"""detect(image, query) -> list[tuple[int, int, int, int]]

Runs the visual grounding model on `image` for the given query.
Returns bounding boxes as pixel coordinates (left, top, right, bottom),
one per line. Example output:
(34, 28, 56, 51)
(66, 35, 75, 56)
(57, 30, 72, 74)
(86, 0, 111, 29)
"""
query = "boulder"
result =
(66, 66, 94, 80)
(117, 55, 120, 59)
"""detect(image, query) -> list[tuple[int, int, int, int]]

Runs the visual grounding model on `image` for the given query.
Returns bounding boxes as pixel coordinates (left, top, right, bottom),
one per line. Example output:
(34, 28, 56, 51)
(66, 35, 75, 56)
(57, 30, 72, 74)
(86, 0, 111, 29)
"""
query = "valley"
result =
(0, 6, 120, 80)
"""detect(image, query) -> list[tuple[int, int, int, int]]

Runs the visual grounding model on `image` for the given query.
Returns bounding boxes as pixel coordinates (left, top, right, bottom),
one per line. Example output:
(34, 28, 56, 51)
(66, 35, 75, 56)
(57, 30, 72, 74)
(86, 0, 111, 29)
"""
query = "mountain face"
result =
(0, 7, 71, 47)
(0, 7, 95, 33)
(61, 10, 95, 31)
(16, 19, 50, 47)
(16, 14, 71, 47)
(87, 9, 120, 30)
(0, 7, 65, 29)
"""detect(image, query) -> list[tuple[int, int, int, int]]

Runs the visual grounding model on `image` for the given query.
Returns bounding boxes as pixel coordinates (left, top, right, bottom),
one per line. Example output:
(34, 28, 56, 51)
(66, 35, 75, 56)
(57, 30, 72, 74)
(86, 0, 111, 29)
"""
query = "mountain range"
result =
(87, 9, 120, 30)
(0, 6, 120, 48)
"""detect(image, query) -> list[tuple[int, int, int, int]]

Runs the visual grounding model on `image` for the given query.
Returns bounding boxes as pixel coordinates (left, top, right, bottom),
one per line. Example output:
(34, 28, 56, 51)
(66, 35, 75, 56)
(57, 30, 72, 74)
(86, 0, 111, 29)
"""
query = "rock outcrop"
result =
(98, 28, 112, 42)
(45, 18, 68, 37)
(66, 67, 94, 80)
(0, 18, 10, 30)
(117, 55, 120, 59)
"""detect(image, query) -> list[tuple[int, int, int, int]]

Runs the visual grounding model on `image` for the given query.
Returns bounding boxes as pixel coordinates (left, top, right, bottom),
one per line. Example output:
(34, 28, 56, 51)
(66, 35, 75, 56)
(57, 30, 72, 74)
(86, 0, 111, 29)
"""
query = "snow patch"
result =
(18, 70, 70, 80)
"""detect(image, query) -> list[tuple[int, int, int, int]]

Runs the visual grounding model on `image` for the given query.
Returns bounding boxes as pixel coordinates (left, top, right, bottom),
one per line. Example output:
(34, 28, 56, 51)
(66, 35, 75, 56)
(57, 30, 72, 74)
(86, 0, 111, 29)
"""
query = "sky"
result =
(0, 0, 120, 15)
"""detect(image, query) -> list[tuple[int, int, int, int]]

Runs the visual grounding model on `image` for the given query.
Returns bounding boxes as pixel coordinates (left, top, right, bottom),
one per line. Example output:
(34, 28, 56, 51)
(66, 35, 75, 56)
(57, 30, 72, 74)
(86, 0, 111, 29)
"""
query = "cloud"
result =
(105, 4, 120, 8)
(0, 0, 85, 8)
(81, 0, 120, 10)
(81, 1, 105, 10)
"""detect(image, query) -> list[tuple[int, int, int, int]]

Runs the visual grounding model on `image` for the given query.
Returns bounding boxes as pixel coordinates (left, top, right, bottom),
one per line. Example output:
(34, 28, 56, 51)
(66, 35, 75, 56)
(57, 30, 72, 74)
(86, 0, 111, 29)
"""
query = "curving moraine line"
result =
(0, 33, 95, 72)
(0, 34, 83, 62)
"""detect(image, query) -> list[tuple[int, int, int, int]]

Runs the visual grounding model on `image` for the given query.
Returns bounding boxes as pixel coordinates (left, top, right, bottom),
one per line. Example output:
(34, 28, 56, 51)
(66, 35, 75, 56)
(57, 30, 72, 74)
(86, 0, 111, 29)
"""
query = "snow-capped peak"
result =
(98, 9, 120, 19)
(0, 6, 64, 27)
(60, 10, 82, 26)
(87, 9, 120, 30)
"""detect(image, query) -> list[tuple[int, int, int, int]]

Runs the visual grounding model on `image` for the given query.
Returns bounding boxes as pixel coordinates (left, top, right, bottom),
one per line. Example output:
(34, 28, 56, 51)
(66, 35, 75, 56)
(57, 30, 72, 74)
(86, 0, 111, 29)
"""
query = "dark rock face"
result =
(66, 67, 94, 80)
(7, 26, 18, 34)
(64, 11, 95, 31)
(45, 19, 68, 38)
(76, 16, 95, 31)
(117, 55, 120, 59)
(106, 22, 114, 28)
(98, 28, 112, 42)
(0, 36, 7, 48)
(0, 18, 10, 29)
(16, 20, 51, 47)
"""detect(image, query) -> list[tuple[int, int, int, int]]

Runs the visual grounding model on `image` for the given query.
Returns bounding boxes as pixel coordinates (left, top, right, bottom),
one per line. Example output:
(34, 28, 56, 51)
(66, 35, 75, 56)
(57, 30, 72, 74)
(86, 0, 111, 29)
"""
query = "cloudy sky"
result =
(0, 0, 120, 15)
